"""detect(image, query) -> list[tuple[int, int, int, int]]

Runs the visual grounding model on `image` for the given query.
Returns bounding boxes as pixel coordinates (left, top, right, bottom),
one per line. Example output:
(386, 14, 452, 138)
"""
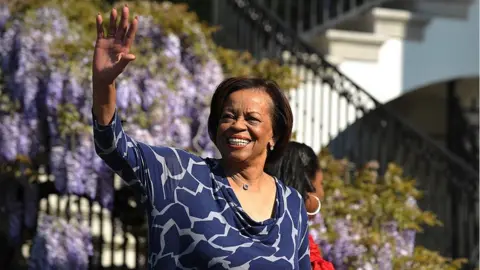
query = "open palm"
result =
(93, 5, 138, 85)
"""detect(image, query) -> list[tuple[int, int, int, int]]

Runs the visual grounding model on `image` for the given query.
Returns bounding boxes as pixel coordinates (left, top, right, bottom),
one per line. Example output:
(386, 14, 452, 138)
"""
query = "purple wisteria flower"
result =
(29, 215, 93, 270)
(309, 198, 418, 270)
(0, 2, 225, 245)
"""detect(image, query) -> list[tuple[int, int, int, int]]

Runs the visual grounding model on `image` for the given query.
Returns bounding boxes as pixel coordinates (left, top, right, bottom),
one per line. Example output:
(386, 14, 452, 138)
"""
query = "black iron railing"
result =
(447, 81, 479, 171)
(256, 0, 389, 36)
(211, 0, 479, 267)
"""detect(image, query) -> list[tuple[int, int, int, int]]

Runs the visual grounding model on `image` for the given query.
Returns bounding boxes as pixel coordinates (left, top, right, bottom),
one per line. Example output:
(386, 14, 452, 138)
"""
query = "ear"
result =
(272, 136, 277, 145)
(268, 140, 275, 151)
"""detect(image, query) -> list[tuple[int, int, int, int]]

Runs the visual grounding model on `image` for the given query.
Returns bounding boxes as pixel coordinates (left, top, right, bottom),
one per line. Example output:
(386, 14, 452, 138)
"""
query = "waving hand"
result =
(93, 5, 138, 85)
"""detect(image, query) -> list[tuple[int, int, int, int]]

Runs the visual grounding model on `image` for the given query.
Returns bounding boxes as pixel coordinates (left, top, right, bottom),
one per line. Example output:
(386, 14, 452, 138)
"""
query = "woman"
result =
(267, 142, 335, 270)
(92, 5, 310, 269)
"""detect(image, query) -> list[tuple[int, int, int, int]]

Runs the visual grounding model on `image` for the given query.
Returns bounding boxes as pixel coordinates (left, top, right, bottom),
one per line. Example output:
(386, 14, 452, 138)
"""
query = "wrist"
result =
(92, 75, 115, 89)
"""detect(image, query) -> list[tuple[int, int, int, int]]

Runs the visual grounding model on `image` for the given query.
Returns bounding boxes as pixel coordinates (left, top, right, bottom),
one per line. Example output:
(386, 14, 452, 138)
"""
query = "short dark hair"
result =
(265, 141, 318, 201)
(207, 77, 293, 163)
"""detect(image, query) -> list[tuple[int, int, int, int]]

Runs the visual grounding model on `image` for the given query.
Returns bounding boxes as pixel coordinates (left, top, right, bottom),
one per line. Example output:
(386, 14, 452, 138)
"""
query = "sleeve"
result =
(92, 109, 196, 207)
(298, 202, 312, 269)
(309, 234, 336, 270)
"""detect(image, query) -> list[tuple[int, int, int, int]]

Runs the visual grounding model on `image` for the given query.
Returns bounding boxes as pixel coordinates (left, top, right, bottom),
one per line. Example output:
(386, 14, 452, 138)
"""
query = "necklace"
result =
(230, 174, 275, 191)
(231, 175, 251, 190)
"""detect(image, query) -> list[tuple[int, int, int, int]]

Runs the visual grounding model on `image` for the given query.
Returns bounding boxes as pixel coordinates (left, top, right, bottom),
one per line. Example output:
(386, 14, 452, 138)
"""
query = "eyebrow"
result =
(221, 108, 263, 116)
(246, 111, 262, 116)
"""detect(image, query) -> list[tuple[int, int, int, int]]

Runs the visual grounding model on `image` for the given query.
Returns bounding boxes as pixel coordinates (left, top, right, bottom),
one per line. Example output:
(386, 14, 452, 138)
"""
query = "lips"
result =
(226, 136, 251, 148)
(228, 138, 250, 145)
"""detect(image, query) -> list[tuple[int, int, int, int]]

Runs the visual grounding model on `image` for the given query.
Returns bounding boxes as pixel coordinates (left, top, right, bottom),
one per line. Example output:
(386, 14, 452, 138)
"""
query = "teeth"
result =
(228, 138, 250, 145)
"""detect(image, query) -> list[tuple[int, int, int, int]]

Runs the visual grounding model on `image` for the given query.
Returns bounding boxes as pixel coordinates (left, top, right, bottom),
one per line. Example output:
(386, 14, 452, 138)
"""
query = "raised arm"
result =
(91, 6, 196, 207)
(92, 5, 137, 124)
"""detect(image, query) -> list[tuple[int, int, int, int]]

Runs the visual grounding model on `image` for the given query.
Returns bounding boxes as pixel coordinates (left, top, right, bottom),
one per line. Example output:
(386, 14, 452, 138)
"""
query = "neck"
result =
(221, 158, 266, 186)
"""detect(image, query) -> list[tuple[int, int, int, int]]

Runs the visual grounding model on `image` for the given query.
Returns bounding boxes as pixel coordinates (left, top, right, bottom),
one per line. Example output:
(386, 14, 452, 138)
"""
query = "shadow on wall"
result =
(386, 77, 479, 146)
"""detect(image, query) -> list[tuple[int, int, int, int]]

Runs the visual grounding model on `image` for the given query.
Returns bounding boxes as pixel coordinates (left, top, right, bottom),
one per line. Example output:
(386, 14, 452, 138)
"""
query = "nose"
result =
(230, 118, 247, 131)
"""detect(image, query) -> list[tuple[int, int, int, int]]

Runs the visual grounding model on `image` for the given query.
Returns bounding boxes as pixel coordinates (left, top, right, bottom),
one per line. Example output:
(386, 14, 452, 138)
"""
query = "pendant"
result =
(242, 184, 249, 190)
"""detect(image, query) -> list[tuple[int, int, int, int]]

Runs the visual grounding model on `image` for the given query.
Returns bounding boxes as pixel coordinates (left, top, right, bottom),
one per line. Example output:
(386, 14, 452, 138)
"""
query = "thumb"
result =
(114, 53, 136, 75)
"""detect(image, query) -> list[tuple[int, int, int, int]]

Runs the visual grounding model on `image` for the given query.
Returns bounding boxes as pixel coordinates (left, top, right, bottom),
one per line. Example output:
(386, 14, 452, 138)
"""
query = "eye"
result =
(220, 113, 235, 122)
(221, 113, 234, 119)
(247, 117, 260, 124)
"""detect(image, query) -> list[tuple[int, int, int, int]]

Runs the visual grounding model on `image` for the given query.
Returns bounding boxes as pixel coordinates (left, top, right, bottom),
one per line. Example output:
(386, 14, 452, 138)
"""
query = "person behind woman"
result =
(266, 141, 335, 270)
(91, 5, 310, 269)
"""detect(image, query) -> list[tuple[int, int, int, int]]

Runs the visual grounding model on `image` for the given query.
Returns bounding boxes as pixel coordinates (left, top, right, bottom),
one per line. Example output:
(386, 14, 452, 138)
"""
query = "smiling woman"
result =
(92, 5, 310, 270)
(208, 78, 293, 222)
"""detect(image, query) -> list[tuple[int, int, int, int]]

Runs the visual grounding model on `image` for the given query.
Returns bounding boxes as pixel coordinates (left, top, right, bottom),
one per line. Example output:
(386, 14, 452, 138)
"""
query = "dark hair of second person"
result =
(266, 141, 324, 216)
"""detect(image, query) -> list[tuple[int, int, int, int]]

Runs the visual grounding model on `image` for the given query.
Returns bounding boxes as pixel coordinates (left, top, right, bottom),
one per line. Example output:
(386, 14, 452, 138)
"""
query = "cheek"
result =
(257, 122, 274, 141)
(314, 172, 324, 197)
(253, 129, 272, 145)
(316, 182, 324, 198)
(217, 122, 231, 134)
(215, 124, 227, 142)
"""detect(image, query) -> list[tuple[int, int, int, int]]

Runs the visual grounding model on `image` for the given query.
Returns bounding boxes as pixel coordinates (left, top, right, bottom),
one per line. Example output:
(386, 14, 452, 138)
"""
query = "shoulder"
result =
(277, 178, 304, 201)
(142, 145, 209, 172)
(276, 178, 304, 211)
(151, 146, 205, 162)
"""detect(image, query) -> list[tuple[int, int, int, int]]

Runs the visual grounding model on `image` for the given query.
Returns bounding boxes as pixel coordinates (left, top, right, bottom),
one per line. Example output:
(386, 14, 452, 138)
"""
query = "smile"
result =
(227, 138, 251, 146)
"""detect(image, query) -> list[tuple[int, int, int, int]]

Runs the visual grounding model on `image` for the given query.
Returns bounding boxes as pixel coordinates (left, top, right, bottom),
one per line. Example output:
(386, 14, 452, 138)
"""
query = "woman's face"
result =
(312, 170, 324, 199)
(215, 88, 275, 165)
(306, 170, 324, 214)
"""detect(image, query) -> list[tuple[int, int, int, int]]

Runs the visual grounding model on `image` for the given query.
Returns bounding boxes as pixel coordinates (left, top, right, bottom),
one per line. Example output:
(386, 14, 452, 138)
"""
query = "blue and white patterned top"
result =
(93, 110, 311, 269)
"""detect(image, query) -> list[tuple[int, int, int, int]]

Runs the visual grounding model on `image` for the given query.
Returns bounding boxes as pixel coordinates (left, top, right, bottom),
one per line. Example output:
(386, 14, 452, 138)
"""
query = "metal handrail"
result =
(256, 0, 391, 38)
(447, 84, 479, 170)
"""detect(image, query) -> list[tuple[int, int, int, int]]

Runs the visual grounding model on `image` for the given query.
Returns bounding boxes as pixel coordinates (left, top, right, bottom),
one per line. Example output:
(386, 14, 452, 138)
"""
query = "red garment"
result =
(309, 234, 335, 270)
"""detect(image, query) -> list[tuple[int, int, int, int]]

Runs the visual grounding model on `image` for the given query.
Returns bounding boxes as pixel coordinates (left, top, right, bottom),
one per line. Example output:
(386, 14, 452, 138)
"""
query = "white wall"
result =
(335, 0, 479, 103)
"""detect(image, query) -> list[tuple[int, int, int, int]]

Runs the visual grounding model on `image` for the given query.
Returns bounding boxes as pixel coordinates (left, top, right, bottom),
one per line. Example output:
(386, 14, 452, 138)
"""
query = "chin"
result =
(222, 151, 250, 163)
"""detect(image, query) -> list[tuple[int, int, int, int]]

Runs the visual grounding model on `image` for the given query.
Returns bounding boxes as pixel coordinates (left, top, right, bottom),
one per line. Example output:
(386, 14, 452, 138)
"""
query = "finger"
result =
(96, 13, 104, 39)
(113, 53, 136, 76)
(124, 16, 138, 50)
(115, 4, 129, 41)
(108, 8, 117, 38)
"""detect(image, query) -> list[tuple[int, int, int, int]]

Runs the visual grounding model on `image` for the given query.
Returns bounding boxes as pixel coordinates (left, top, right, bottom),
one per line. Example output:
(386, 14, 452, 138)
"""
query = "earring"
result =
(306, 195, 321, 216)
(269, 143, 274, 151)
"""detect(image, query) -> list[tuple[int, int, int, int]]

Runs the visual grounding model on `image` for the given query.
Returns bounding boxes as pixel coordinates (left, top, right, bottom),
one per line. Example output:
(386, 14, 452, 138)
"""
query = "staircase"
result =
(209, 0, 479, 267)
(256, 0, 475, 65)
(256, 0, 389, 37)
(447, 81, 479, 171)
